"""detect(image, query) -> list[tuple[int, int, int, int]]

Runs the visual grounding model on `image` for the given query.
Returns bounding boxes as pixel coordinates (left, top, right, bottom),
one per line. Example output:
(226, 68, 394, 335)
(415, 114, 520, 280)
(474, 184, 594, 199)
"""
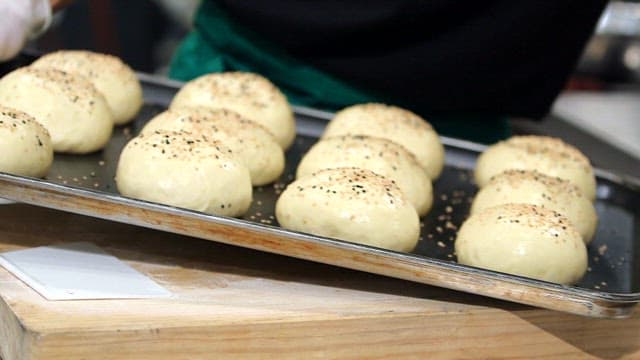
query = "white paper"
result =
(552, 92, 640, 160)
(0, 242, 171, 300)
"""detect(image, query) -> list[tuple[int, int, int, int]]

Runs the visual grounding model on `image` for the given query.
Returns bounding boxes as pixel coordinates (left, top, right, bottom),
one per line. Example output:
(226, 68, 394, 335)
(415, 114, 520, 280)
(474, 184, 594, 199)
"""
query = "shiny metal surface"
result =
(0, 67, 638, 318)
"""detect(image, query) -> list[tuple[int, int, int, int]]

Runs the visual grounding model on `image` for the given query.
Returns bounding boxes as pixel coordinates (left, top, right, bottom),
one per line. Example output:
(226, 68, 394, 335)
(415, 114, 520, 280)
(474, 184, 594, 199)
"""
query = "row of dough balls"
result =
(276, 103, 445, 252)
(0, 50, 142, 178)
(0, 51, 143, 159)
(455, 135, 598, 285)
(116, 72, 295, 217)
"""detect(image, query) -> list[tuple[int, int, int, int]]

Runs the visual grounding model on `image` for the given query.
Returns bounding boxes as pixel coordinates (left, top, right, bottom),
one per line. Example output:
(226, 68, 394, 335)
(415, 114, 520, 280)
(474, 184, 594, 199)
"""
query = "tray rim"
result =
(0, 172, 638, 319)
(1, 164, 639, 301)
(0, 72, 638, 319)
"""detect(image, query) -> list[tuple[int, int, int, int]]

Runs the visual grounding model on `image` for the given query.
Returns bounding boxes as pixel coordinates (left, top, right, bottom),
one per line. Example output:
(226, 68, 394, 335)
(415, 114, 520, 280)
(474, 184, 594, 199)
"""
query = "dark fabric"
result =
(215, 0, 606, 119)
(170, 0, 380, 112)
(169, 1, 512, 143)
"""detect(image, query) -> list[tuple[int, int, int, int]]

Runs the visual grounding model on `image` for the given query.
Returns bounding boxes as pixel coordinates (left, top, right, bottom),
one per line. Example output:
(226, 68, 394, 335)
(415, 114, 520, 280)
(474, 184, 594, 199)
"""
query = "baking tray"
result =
(0, 56, 639, 318)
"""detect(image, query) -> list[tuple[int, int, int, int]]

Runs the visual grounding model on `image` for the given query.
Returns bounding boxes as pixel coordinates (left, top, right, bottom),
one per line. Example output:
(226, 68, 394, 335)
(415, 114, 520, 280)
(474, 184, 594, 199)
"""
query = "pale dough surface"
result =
(116, 130, 252, 217)
(0, 105, 53, 177)
(170, 72, 296, 149)
(142, 107, 284, 185)
(474, 135, 596, 201)
(32, 50, 143, 125)
(455, 203, 588, 285)
(0, 67, 113, 154)
(471, 170, 598, 243)
(296, 135, 433, 216)
(276, 167, 420, 252)
(322, 103, 444, 180)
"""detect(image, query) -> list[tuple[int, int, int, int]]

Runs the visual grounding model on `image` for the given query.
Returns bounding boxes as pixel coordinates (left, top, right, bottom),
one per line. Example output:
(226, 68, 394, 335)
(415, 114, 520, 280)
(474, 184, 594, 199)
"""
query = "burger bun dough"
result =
(276, 167, 420, 252)
(32, 50, 143, 125)
(0, 106, 53, 178)
(116, 130, 252, 217)
(142, 107, 285, 185)
(296, 135, 433, 216)
(170, 72, 296, 149)
(0, 67, 113, 154)
(475, 135, 596, 201)
(471, 170, 598, 243)
(322, 103, 444, 180)
(455, 203, 587, 285)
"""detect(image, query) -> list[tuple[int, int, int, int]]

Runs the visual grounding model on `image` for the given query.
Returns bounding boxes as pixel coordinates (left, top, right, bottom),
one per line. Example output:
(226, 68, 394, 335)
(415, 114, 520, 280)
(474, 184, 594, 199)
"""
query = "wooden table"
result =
(0, 204, 638, 359)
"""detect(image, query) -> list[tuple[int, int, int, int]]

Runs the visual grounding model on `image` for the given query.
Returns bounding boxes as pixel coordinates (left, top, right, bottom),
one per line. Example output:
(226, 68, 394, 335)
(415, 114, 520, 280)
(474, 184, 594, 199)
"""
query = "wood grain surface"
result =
(0, 204, 639, 359)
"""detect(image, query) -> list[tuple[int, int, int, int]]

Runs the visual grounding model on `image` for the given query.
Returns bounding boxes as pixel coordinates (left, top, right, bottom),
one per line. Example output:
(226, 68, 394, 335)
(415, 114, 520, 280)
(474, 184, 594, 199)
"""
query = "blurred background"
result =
(24, 0, 640, 176)
(27, 0, 199, 74)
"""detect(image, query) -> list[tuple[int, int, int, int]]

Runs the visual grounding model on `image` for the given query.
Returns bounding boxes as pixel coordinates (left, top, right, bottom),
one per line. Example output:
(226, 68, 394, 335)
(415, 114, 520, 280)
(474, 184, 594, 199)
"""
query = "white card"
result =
(0, 242, 172, 300)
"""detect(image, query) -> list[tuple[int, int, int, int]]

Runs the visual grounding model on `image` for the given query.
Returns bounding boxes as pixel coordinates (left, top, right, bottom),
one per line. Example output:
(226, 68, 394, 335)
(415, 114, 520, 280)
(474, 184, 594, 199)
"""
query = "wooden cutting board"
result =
(0, 204, 639, 359)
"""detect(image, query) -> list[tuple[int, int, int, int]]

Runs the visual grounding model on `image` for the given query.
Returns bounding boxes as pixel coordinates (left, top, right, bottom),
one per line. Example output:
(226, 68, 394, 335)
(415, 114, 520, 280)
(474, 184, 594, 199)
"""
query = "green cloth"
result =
(169, 0, 509, 144)
(169, 0, 378, 110)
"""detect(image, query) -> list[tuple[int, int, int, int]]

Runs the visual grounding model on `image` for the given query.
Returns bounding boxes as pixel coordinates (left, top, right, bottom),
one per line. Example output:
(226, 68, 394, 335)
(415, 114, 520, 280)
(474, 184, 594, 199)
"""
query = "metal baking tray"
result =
(0, 57, 639, 318)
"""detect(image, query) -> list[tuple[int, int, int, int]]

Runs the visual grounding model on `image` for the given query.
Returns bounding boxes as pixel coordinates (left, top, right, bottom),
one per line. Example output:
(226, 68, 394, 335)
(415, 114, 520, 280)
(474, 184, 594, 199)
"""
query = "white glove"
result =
(0, 0, 51, 61)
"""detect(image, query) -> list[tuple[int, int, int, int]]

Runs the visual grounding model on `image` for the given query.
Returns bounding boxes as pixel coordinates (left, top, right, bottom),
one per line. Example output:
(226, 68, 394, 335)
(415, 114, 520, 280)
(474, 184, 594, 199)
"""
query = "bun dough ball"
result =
(471, 170, 598, 243)
(31, 50, 143, 125)
(0, 67, 113, 154)
(170, 72, 296, 149)
(0, 106, 53, 177)
(276, 167, 420, 252)
(455, 203, 587, 285)
(296, 135, 433, 216)
(116, 130, 252, 217)
(475, 135, 596, 201)
(142, 107, 285, 185)
(322, 103, 444, 180)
